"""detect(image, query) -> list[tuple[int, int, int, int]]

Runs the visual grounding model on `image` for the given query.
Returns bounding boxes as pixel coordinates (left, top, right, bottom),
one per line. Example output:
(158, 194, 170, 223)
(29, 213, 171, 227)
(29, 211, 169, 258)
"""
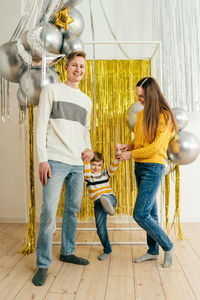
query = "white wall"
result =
(0, 0, 28, 222)
(178, 113, 200, 222)
(0, 0, 199, 223)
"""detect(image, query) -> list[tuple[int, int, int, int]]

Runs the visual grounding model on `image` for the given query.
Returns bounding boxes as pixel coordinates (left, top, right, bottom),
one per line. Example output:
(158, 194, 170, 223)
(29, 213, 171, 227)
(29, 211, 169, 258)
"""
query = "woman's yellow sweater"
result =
(129, 110, 175, 165)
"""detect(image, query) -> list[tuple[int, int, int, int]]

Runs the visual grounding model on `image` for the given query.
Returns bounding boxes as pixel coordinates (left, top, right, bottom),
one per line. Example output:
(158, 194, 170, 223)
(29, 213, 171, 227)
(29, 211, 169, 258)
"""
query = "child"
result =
(83, 151, 119, 260)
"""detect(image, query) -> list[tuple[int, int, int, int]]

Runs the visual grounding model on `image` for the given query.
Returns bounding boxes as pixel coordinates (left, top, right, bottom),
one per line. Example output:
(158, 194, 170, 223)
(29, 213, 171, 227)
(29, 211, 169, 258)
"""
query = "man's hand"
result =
(82, 148, 94, 161)
(39, 162, 52, 185)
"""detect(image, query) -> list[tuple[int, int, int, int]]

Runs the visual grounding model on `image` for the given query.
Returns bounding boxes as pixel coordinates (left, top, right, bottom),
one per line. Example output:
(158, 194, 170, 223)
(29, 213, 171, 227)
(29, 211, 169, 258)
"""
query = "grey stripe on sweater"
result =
(50, 101, 87, 126)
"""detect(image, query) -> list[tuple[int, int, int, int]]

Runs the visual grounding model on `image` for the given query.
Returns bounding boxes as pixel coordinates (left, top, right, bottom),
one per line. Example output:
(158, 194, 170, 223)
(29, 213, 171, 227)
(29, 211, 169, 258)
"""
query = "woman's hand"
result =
(119, 151, 132, 161)
(117, 144, 130, 151)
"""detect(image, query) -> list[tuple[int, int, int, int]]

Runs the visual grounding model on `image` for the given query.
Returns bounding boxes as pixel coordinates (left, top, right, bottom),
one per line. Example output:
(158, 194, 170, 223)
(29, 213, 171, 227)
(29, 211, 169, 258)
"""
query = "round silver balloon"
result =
(126, 101, 143, 131)
(168, 131, 200, 165)
(172, 107, 189, 131)
(68, 8, 85, 37)
(27, 23, 63, 60)
(61, 34, 84, 56)
(40, 23, 63, 54)
(0, 41, 21, 83)
(19, 67, 60, 106)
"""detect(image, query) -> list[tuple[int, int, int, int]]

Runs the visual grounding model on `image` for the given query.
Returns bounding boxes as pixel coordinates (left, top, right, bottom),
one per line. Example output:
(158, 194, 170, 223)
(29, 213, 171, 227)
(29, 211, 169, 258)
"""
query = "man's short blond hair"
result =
(65, 51, 86, 66)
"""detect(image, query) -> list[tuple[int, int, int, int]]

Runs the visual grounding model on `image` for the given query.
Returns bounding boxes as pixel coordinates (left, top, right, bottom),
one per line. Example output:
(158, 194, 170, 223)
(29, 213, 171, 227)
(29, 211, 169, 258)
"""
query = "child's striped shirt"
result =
(84, 159, 119, 201)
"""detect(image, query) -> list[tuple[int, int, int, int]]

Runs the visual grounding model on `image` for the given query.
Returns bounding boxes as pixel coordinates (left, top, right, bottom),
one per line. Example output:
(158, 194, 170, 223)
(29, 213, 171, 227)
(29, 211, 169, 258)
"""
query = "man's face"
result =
(66, 56, 86, 83)
(91, 161, 103, 174)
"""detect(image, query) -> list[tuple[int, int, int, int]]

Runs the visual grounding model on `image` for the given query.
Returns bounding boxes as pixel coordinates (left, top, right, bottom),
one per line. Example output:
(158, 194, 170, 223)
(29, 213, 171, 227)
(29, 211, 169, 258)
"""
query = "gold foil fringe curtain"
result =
(163, 164, 182, 239)
(21, 105, 36, 254)
(57, 59, 151, 220)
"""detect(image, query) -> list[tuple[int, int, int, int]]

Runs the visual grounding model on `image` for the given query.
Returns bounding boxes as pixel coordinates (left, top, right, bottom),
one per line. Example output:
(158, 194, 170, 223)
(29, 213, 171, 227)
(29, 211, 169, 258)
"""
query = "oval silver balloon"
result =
(167, 131, 200, 165)
(126, 101, 143, 131)
(0, 41, 21, 83)
(68, 8, 85, 37)
(61, 34, 84, 56)
(19, 67, 60, 106)
(172, 107, 189, 131)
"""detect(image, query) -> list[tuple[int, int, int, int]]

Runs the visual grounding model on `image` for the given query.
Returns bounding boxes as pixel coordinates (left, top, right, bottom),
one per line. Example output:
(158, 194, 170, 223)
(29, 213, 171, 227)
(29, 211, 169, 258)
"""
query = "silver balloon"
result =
(172, 107, 189, 131)
(126, 101, 143, 131)
(68, 8, 84, 37)
(19, 67, 60, 106)
(168, 131, 200, 165)
(0, 41, 21, 83)
(27, 23, 63, 60)
(40, 23, 63, 54)
(61, 34, 84, 56)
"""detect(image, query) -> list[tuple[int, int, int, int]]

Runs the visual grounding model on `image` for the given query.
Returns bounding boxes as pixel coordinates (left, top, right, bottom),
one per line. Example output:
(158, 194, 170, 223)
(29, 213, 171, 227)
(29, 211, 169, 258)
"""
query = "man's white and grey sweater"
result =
(36, 82, 92, 166)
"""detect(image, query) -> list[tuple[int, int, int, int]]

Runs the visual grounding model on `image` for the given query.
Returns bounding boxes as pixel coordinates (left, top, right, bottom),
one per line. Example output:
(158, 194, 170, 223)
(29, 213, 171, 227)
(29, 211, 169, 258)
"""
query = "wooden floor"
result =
(0, 222, 200, 300)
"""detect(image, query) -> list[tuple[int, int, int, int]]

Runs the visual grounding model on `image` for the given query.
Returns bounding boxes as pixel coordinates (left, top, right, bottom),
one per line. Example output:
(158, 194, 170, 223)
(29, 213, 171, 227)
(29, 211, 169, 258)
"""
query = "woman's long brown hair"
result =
(136, 77, 178, 143)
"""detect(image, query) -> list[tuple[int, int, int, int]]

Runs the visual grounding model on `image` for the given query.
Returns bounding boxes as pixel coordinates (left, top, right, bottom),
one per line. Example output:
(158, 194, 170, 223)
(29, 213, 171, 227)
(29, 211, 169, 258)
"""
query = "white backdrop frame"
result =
(53, 40, 163, 246)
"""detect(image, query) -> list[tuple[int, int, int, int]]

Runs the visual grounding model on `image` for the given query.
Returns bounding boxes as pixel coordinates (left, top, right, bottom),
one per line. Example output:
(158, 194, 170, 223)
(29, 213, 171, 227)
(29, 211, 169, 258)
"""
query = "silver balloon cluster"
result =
(0, 6, 85, 109)
(167, 107, 200, 165)
(126, 104, 200, 169)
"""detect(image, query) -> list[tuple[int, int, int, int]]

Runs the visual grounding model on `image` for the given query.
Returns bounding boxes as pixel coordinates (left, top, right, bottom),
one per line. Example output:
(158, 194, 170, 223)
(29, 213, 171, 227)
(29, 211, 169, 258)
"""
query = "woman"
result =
(118, 77, 178, 267)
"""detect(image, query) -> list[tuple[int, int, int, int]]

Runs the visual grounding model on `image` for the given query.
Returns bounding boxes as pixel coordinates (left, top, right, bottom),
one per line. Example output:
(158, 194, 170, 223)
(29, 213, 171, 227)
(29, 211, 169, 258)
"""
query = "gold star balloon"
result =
(54, 8, 74, 31)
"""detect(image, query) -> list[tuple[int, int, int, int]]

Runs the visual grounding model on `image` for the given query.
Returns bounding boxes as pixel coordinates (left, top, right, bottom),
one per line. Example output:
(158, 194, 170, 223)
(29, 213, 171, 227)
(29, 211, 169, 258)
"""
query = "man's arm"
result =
(36, 85, 54, 185)
(36, 85, 54, 163)
(84, 101, 92, 149)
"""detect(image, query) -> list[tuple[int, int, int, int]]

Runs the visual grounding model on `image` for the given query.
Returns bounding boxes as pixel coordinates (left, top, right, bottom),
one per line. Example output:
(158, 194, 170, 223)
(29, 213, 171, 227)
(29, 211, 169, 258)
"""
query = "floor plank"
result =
(74, 246, 110, 300)
(105, 276, 135, 300)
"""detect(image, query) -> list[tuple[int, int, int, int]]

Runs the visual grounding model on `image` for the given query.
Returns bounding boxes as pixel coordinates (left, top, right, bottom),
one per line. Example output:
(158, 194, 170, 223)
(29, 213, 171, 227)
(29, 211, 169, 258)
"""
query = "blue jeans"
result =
(94, 194, 117, 254)
(133, 162, 173, 254)
(36, 160, 84, 268)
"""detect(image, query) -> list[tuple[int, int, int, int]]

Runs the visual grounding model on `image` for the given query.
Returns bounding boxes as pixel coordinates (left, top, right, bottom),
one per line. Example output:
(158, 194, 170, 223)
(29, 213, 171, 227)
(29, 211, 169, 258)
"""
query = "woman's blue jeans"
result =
(133, 162, 173, 254)
(94, 194, 117, 254)
(36, 160, 84, 269)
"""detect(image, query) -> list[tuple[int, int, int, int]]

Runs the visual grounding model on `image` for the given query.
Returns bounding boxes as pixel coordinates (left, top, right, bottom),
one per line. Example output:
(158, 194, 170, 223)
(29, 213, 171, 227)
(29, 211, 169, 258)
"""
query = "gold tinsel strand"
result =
(56, 59, 151, 220)
(170, 164, 182, 239)
(21, 105, 36, 254)
(164, 173, 170, 233)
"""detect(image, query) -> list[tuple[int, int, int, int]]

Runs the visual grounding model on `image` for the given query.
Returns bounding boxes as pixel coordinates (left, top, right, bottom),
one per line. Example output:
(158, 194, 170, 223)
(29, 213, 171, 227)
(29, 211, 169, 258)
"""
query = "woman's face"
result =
(136, 86, 145, 106)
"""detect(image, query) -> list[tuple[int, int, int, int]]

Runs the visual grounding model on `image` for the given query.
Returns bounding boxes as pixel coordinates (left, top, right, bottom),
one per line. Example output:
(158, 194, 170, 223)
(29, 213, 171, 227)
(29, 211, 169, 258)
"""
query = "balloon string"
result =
(1, 77, 6, 122)
(42, 2, 47, 86)
(99, 0, 131, 59)
(7, 80, 10, 121)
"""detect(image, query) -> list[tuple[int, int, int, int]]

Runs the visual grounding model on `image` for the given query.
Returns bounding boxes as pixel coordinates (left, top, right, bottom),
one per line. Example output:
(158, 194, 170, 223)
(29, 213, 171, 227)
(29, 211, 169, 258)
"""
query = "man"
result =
(32, 51, 93, 286)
